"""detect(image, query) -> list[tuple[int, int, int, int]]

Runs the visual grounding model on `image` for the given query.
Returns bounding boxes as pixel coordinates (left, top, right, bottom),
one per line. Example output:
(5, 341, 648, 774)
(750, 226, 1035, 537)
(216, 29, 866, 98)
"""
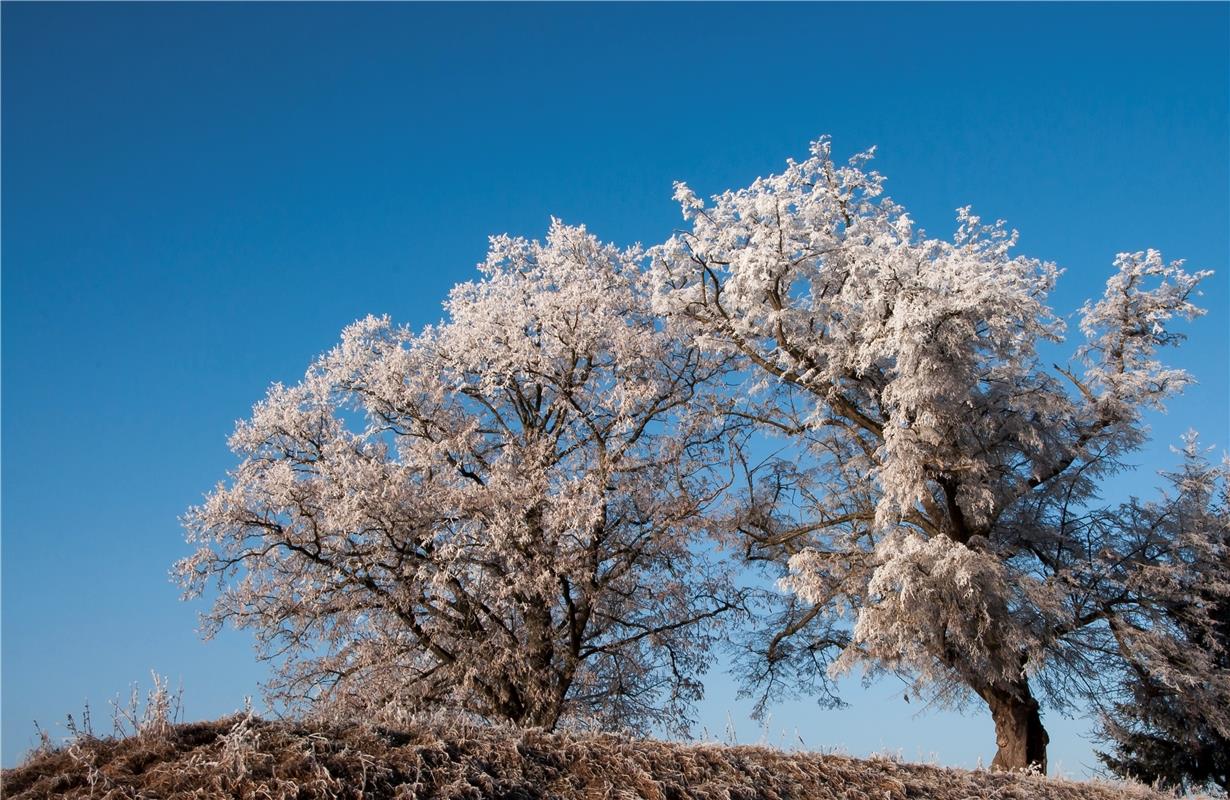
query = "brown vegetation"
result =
(3, 714, 1172, 800)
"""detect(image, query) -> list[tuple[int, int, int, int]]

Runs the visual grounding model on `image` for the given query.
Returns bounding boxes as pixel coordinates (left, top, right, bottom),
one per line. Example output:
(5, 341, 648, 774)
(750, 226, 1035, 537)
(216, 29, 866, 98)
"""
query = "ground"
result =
(2, 714, 1174, 799)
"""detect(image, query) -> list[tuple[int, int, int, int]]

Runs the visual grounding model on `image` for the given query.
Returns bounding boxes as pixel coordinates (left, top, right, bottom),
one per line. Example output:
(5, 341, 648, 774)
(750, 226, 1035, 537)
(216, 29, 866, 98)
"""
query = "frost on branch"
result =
(1095, 438, 1230, 793)
(652, 136, 1215, 772)
(177, 221, 738, 735)
(786, 532, 1047, 694)
(1077, 249, 1211, 419)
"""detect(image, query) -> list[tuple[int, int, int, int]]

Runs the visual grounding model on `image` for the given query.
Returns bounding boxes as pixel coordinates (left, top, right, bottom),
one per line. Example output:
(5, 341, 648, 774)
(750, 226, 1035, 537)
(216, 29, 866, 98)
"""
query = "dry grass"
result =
(3, 714, 1173, 800)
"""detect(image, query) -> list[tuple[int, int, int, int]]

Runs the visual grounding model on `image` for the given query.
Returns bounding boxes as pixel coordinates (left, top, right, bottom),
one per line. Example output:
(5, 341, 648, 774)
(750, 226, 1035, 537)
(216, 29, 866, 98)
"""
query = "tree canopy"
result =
(648, 137, 1220, 771)
(177, 222, 737, 734)
(1095, 438, 1230, 793)
(180, 138, 1225, 775)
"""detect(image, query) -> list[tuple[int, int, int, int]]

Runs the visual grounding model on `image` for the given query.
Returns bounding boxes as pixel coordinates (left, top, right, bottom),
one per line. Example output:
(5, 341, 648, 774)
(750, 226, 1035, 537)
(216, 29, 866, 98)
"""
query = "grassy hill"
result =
(3, 714, 1171, 799)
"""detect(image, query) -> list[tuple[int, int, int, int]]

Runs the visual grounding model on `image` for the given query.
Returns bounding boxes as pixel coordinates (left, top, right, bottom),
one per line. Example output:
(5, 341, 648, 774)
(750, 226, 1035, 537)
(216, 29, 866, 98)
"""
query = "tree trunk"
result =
(976, 678, 1049, 773)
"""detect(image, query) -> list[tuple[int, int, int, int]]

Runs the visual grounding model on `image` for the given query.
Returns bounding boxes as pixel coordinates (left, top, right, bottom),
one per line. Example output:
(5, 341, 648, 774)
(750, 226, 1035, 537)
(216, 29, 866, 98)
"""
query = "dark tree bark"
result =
(976, 678, 1049, 773)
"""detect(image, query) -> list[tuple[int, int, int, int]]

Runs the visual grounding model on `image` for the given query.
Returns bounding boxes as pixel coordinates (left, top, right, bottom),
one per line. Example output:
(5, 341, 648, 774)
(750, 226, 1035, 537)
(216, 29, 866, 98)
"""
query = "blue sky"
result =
(3, 2, 1226, 774)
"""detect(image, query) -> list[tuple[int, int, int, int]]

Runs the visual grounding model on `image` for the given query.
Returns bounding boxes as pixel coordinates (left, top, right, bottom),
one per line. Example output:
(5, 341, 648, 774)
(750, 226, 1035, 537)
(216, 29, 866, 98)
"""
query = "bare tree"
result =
(649, 137, 1218, 771)
(177, 221, 738, 734)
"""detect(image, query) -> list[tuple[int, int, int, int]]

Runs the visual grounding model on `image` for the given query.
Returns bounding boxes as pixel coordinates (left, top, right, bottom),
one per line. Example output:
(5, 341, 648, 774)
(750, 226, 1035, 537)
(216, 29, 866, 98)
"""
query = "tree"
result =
(177, 221, 738, 734)
(1096, 438, 1230, 793)
(649, 137, 1216, 772)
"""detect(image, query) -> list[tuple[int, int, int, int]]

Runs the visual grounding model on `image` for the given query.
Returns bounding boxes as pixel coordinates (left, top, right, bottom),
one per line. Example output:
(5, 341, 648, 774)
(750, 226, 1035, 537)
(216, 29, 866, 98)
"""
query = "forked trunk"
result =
(976, 678, 1049, 773)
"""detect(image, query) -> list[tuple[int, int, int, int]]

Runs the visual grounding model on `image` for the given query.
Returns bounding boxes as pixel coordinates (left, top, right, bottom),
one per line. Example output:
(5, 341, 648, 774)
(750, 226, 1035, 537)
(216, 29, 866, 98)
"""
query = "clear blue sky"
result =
(3, 2, 1227, 775)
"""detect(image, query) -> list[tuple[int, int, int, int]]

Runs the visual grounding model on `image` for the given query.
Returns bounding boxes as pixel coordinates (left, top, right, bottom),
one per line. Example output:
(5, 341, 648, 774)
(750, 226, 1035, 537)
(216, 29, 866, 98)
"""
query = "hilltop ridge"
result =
(2, 714, 1172, 799)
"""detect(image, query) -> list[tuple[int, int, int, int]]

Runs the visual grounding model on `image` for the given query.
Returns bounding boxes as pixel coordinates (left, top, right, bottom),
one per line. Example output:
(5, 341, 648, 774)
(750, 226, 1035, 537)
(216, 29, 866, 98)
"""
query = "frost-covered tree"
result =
(649, 137, 1217, 772)
(1096, 439, 1230, 794)
(177, 221, 737, 734)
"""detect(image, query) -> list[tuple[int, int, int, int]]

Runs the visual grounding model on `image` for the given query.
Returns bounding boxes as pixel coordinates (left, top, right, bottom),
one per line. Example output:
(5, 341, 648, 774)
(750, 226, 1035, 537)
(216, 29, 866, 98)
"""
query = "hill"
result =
(2, 714, 1171, 799)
